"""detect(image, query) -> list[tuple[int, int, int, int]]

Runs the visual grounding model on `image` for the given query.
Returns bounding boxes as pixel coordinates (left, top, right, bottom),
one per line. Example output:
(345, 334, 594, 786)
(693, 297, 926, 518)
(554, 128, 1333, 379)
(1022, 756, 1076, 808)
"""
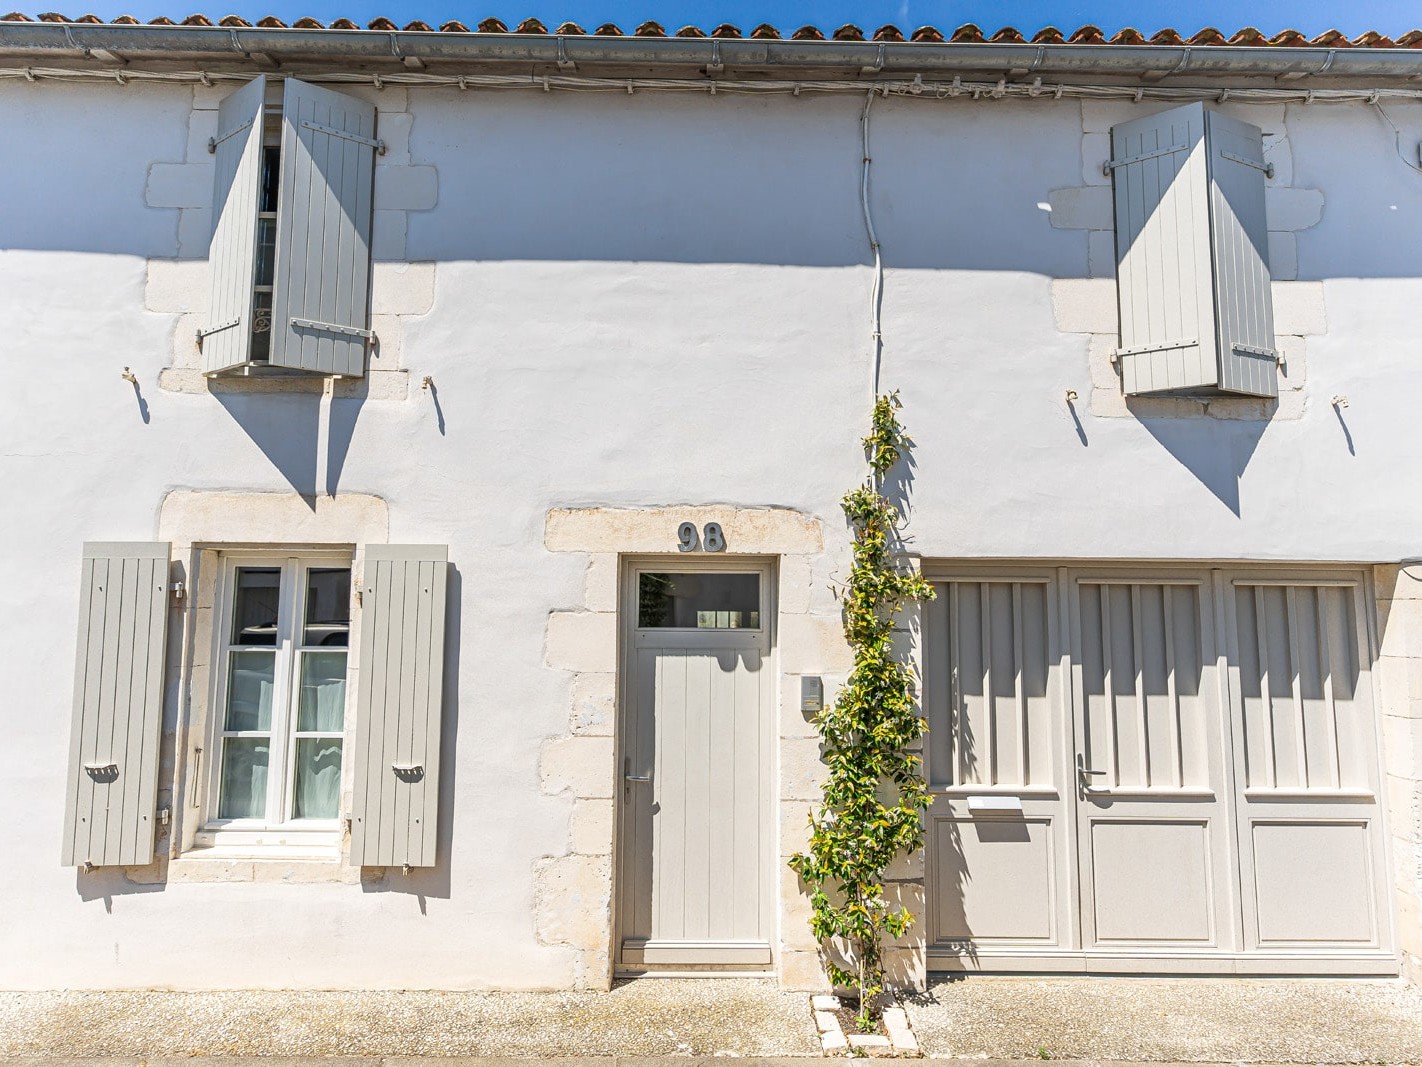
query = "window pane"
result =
(225, 650, 274, 730)
(638, 572, 761, 629)
(250, 291, 273, 364)
(218, 739, 269, 819)
(304, 568, 351, 646)
(254, 217, 276, 288)
(259, 145, 280, 213)
(232, 567, 280, 645)
(298, 651, 347, 731)
(292, 738, 343, 820)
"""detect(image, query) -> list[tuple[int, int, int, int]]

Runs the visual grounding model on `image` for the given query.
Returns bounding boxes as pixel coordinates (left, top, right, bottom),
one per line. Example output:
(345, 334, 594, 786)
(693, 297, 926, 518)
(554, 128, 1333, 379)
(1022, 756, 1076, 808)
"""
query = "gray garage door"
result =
(924, 565, 1395, 975)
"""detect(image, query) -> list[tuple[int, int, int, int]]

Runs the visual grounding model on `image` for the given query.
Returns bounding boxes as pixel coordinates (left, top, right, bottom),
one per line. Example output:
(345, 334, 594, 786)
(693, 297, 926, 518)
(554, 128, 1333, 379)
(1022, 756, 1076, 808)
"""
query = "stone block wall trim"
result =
(1374, 564, 1422, 983)
(145, 85, 438, 397)
(531, 504, 894, 991)
(1052, 278, 1324, 422)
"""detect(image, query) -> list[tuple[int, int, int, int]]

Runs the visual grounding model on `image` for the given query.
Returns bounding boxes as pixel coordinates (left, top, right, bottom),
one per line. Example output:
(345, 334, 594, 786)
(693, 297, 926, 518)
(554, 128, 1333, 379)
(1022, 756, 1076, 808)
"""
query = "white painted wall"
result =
(2, 77, 1421, 989)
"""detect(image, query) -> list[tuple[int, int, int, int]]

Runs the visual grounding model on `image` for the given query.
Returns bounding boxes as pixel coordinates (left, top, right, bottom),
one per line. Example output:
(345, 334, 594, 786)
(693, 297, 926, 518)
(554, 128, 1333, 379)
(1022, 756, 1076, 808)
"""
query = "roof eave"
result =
(3, 24, 1422, 80)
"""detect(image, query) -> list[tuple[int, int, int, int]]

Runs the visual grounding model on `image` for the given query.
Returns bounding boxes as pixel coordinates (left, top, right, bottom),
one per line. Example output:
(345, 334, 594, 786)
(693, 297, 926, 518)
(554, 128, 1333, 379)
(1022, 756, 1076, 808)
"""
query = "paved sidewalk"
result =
(0, 982, 818, 1058)
(905, 976, 1422, 1063)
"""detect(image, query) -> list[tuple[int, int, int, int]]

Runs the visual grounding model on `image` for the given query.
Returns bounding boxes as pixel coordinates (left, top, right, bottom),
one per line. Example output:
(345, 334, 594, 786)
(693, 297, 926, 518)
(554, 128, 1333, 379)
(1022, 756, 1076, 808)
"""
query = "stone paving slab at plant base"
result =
(0, 981, 818, 1058)
(904, 977, 1422, 1064)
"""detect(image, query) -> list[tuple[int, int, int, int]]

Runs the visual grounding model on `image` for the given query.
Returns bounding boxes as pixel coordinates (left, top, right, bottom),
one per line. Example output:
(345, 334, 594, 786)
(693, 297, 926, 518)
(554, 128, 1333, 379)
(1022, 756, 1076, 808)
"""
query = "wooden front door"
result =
(616, 561, 775, 971)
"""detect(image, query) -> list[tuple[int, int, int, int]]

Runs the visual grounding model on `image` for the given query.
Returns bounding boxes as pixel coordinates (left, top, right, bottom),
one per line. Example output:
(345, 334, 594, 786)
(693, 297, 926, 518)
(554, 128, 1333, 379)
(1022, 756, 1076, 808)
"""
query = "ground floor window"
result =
(205, 554, 352, 836)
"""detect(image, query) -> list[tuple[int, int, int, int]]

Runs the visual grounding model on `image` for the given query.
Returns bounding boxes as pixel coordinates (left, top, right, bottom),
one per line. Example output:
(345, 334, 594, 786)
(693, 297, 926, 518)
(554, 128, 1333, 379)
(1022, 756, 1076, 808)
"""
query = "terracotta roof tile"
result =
(1228, 27, 1268, 46)
(8, 14, 1422, 56)
(1186, 26, 1227, 45)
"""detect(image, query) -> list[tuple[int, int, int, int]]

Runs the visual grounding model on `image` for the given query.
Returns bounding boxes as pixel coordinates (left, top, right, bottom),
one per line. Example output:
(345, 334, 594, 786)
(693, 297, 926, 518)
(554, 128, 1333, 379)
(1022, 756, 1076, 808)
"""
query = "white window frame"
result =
(195, 549, 354, 852)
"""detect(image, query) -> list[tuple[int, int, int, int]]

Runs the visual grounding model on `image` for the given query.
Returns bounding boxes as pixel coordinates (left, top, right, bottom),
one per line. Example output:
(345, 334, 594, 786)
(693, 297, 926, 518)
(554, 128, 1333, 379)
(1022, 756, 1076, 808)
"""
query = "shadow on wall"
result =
(1134, 415, 1271, 517)
(361, 563, 462, 906)
(213, 390, 364, 501)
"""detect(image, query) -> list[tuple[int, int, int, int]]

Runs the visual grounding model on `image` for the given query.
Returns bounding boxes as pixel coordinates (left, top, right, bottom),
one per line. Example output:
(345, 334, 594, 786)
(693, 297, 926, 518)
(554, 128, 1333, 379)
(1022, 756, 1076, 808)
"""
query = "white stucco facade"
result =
(2, 57, 1421, 990)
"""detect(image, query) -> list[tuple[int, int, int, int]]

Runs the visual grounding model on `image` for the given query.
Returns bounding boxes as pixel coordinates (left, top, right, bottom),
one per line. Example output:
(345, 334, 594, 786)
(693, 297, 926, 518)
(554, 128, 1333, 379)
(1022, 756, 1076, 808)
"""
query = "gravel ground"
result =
(0, 981, 819, 1058)
(905, 976, 1422, 1063)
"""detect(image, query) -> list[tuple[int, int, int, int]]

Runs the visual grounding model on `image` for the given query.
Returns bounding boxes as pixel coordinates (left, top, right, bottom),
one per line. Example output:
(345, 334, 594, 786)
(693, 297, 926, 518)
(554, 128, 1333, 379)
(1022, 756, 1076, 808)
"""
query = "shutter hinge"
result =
(291, 317, 375, 341)
(1220, 149, 1275, 179)
(195, 318, 241, 349)
(1103, 142, 1191, 176)
(207, 117, 254, 154)
(1111, 337, 1199, 363)
(1232, 341, 1280, 365)
(300, 119, 385, 154)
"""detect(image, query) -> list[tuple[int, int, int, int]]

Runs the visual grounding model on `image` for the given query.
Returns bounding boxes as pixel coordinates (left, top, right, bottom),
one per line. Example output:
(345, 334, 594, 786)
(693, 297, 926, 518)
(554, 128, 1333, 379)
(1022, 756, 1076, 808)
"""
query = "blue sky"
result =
(38, 1, 1422, 37)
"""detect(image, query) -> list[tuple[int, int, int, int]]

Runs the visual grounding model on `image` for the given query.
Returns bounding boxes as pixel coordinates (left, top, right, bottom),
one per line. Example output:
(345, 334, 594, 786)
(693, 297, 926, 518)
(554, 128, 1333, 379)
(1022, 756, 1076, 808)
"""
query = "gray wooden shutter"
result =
(351, 545, 449, 868)
(62, 543, 171, 868)
(1110, 102, 1217, 395)
(202, 76, 265, 375)
(269, 78, 377, 378)
(1110, 102, 1277, 398)
(1206, 111, 1278, 398)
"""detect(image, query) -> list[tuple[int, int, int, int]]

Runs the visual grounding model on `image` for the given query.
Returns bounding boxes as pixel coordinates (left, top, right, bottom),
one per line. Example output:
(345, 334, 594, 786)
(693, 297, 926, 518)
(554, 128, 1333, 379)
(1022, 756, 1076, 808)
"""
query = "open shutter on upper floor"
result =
(201, 75, 265, 375)
(1109, 102, 1277, 399)
(61, 543, 171, 868)
(350, 545, 449, 868)
(1207, 111, 1278, 398)
(1110, 102, 1217, 395)
(269, 78, 377, 378)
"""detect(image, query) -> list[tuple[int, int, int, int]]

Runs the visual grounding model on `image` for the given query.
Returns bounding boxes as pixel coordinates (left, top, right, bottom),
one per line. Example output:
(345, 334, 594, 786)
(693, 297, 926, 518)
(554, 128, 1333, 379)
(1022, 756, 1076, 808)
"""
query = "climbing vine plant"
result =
(790, 392, 935, 1023)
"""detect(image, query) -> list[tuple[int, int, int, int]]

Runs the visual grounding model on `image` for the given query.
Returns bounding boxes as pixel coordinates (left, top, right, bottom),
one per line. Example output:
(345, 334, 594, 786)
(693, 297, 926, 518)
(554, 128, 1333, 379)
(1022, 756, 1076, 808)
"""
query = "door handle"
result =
(1076, 752, 1107, 794)
(624, 774, 651, 783)
(623, 757, 651, 801)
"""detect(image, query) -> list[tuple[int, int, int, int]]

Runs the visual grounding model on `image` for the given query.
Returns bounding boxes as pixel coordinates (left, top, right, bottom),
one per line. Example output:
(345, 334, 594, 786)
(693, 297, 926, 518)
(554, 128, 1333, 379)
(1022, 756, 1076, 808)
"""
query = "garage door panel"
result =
(930, 813, 1060, 944)
(1088, 818, 1215, 943)
(927, 565, 1393, 975)
(1251, 820, 1378, 945)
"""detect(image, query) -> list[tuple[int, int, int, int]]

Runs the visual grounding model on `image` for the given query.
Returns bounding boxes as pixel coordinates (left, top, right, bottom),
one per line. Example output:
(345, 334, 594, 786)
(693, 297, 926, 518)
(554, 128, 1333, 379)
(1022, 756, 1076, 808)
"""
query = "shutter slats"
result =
(203, 76, 265, 375)
(1208, 111, 1278, 399)
(1110, 102, 1277, 398)
(351, 545, 449, 868)
(270, 79, 376, 379)
(1112, 102, 1216, 395)
(62, 543, 171, 868)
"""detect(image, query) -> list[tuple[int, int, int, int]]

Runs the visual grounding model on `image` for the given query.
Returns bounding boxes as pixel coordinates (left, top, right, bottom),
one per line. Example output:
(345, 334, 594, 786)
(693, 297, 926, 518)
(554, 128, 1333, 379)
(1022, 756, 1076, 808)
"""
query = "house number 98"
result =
(677, 522, 726, 553)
